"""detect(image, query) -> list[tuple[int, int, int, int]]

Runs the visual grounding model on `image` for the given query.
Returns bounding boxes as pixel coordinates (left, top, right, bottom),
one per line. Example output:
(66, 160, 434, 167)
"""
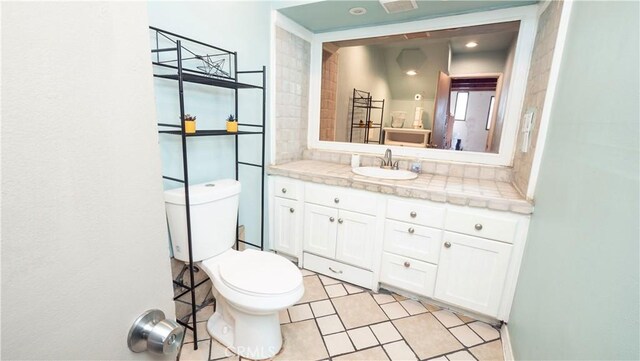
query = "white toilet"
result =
(164, 179, 304, 360)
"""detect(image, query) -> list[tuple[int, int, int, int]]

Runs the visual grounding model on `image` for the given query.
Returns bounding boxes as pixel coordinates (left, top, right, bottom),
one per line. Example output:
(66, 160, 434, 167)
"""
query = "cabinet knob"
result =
(444, 241, 451, 248)
(408, 227, 415, 234)
(281, 188, 287, 194)
(289, 208, 295, 213)
(475, 223, 483, 231)
(410, 211, 417, 218)
(404, 261, 411, 268)
(338, 218, 344, 224)
(334, 197, 340, 204)
(329, 217, 335, 222)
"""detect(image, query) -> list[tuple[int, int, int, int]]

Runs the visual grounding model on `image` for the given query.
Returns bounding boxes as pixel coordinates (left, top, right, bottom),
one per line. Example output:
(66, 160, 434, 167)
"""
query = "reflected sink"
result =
(352, 167, 418, 180)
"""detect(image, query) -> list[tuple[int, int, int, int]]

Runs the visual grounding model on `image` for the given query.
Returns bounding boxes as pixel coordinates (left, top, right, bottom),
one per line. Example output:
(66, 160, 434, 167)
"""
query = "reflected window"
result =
(486, 96, 495, 130)
(454, 92, 469, 121)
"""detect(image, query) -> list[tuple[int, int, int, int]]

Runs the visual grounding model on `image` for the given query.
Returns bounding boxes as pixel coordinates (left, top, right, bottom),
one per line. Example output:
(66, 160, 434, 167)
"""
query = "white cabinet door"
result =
(273, 197, 300, 256)
(435, 232, 512, 317)
(303, 203, 338, 259)
(335, 210, 376, 269)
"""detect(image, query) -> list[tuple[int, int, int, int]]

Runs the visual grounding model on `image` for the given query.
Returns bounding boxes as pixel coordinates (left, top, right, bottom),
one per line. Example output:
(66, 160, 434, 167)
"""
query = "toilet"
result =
(164, 179, 304, 360)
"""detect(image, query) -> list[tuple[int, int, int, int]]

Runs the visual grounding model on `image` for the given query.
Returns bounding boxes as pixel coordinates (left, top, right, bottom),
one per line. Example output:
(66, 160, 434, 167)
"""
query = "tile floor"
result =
(178, 269, 504, 361)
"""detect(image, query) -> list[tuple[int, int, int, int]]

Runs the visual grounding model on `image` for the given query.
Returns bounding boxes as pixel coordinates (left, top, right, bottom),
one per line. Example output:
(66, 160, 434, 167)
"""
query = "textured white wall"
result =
(2, 2, 175, 359)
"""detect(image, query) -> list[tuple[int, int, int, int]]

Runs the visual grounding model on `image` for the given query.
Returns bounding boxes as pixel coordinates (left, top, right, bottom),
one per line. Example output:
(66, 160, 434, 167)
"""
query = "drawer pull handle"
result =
(408, 227, 415, 234)
(444, 241, 451, 248)
(338, 218, 344, 224)
(410, 211, 417, 218)
(404, 261, 411, 268)
(289, 208, 295, 213)
(334, 198, 340, 204)
(475, 223, 483, 231)
(281, 188, 287, 194)
(329, 217, 335, 222)
(329, 267, 343, 274)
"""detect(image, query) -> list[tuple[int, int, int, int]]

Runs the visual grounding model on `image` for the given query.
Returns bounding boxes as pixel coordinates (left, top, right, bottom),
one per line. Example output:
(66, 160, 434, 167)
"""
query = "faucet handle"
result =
(377, 157, 387, 168)
(392, 161, 399, 170)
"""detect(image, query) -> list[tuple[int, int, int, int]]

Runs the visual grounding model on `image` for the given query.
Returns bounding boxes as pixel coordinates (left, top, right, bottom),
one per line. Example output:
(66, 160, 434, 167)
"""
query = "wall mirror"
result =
(308, 7, 537, 165)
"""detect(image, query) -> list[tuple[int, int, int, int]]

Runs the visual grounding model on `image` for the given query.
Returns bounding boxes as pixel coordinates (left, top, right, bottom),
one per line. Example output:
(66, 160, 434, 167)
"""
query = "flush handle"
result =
(329, 217, 335, 222)
(404, 261, 411, 268)
(475, 223, 483, 231)
(127, 309, 184, 355)
(408, 227, 415, 234)
(444, 241, 451, 248)
(410, 211, 417, 218)
(289, 208, 295, 213)
(281, 188, 287, 194)
(334, 197, 340, 204)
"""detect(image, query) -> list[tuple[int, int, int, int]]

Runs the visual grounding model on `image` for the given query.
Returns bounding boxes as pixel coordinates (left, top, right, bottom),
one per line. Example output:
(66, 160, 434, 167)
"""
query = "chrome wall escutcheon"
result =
(127, 309, 184, 355)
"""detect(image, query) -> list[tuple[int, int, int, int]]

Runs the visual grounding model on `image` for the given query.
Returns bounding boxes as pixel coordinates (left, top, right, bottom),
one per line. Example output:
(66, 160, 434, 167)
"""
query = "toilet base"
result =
(207, 297, 283, 360)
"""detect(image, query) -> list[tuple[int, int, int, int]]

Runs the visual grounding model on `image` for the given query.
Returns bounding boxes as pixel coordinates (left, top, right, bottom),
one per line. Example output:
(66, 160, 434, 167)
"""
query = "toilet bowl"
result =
(164, 179, 304, 360)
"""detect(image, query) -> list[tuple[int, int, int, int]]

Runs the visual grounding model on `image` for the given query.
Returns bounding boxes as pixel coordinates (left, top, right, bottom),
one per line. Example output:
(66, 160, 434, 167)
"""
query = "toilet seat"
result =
(219, 249, 302, 297)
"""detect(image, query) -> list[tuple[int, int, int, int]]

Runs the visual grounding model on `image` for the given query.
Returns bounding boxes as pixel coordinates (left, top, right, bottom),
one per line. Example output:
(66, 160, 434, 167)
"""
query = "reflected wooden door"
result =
(432, 71, 451, 149)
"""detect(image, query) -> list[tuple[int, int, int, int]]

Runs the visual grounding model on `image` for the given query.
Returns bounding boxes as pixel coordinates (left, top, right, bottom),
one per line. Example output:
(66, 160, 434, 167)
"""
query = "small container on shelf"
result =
(226, 114, 238, 133)
(182, 114, 196, 134)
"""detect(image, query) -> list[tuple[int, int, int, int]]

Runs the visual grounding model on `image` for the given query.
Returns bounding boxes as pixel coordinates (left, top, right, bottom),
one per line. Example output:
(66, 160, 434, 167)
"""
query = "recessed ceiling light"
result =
(406, 70, 417, 76)
(466, 41, 478, 48)
(349, 7, 367, 16)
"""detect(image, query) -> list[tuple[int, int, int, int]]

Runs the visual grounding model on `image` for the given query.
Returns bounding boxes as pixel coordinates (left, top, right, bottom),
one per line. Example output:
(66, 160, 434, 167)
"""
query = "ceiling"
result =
(278, 0, 537, 33)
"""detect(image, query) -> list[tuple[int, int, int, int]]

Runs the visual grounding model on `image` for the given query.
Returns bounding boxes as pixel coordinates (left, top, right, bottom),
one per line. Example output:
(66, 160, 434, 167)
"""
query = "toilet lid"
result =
(219, 250, 302, 296)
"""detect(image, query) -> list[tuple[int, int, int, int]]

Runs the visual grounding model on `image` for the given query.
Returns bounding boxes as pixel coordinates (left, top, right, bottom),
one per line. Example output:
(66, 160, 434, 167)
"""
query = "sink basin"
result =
(352, 167, 418, 180)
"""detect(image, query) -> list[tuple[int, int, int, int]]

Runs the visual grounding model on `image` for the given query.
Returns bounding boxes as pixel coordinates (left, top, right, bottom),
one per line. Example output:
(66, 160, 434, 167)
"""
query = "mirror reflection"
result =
(319, 21, 520, 153)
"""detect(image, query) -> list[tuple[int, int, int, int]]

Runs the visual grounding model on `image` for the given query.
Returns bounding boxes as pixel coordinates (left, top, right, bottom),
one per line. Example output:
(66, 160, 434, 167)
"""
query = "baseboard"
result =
(501, 324, 515, 361)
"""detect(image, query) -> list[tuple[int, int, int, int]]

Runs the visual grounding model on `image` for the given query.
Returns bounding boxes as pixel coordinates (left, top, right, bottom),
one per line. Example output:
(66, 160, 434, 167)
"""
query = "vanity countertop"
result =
(268, 160, 534, 215)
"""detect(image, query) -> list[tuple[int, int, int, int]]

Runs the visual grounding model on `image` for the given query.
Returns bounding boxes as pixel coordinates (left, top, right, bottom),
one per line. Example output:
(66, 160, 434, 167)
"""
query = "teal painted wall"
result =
(508, 2, 639, 360)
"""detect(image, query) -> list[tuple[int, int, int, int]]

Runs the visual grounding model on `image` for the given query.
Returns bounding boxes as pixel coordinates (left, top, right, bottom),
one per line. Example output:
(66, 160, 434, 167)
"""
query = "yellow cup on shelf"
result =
(184, 120, 196, 134)
(226, 121, 238, 133)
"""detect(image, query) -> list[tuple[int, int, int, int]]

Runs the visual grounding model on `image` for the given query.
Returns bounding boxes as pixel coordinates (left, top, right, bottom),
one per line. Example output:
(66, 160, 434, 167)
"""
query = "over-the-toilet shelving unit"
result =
(149, 26, 266, 350)
(349, 88, 385, 144)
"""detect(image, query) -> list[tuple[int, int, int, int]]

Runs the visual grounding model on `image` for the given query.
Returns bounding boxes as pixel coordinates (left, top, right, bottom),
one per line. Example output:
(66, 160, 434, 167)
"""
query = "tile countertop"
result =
(268, 160, 534, 215)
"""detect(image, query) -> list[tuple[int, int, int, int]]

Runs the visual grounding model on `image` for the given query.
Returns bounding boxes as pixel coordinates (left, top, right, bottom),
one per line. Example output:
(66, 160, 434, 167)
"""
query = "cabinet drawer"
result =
(305, 183, 377, 215)
(274, 178, 301, 200)
(380, 252, 437, 297)
(303, 252, 373, 289)
(445, 210, 517, 243)
(383, 220, 442, 264)
(387, 199, 445, 228)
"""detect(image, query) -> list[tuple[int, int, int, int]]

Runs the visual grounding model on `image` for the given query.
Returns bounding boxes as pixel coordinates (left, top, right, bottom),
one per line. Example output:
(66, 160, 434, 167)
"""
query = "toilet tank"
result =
(164, 179, 241, 263)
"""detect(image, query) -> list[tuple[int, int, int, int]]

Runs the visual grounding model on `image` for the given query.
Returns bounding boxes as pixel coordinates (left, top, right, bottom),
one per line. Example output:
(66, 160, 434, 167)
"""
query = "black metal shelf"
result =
(154, 72, 263, 89)
(349, 88, 385, 145)
(150, 26, 266, 352)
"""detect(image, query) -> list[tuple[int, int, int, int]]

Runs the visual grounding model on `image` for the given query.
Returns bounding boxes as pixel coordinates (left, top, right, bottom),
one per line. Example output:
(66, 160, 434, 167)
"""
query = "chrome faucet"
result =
(379, 148, 399, 170)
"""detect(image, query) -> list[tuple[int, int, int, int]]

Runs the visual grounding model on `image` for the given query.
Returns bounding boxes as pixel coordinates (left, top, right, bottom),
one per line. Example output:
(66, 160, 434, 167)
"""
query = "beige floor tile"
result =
(399, 300, 427, 315)
(297, 276, 329, 304)
(183, 321, 210, 343)
(301, 268, 316, 276)
(310, 299, 335, 317)
(277, 319, 328, 361)
(196, 305, 214, 320)
(381, 302, 410, 319)
(449, 325, 483, 347)
(469, 340, 504, 361)
(288, 304, 314, 322)
(317, 314, 345, 335)
(347, 327, 379, 350)
(383, 340, 417, 361)
(324, 332, 355, 356)
(432, 310, 465, 328)
(372, 293, 396, 304)
(393, 314, 463, 359)
(325, 284, 348, 298)
(430, 357, 448, 361)
(468, 322, 500, 341)
(333, 346, 389, 361)
(455, 313, 476, 324)
(370, 322, 402, 344)
(209, 339, 235, 360)
(179, 339, 210, 361)
(279, 309, 290, 324)
(319, 274, 342, 285)
(392, 294, 408, 301)
(332, 293, 388, 329)
(343, 283, 364, 294)
(420, 300, 442, 312)
(446, 350, 476, 361)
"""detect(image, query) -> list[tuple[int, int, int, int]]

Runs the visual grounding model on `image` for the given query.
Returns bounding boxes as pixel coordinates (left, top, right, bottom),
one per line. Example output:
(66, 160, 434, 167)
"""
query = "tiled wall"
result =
(320, 50, 338, 141)
(512, 1, 563, 195)
(275, 27, 310, 164)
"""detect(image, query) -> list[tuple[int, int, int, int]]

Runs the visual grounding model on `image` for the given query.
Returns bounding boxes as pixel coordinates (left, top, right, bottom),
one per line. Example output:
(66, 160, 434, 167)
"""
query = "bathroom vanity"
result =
(268, 160, 532, 322)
